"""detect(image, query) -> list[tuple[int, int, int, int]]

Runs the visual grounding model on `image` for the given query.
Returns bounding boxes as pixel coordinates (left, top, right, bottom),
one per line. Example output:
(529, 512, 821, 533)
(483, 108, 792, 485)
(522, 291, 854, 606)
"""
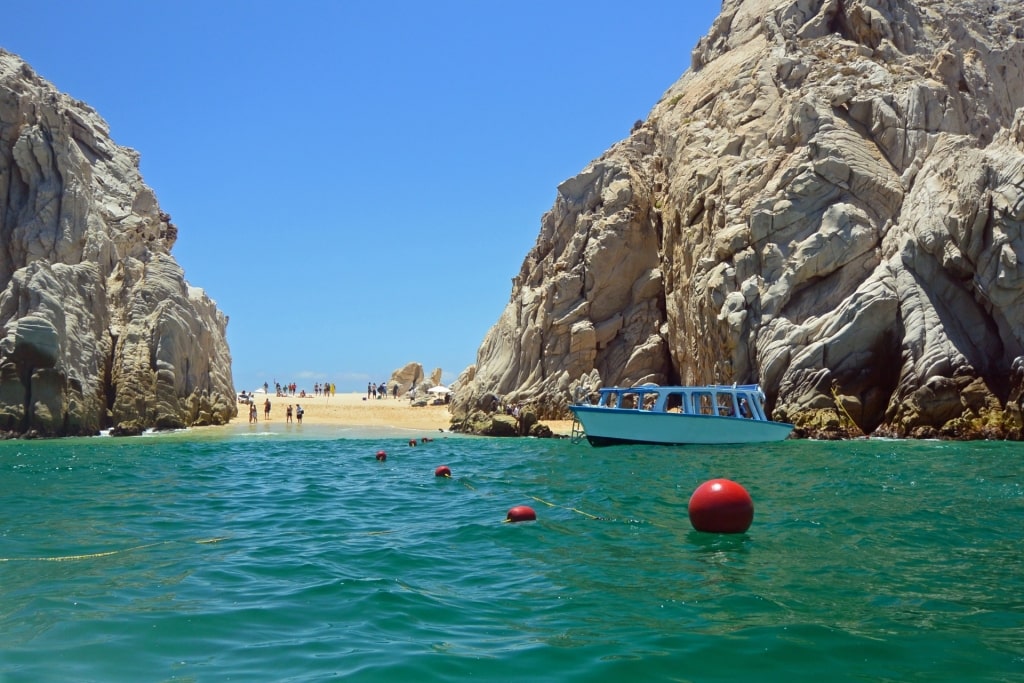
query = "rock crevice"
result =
(451, 0, 1024, 439)
(0, 50, 235, 437)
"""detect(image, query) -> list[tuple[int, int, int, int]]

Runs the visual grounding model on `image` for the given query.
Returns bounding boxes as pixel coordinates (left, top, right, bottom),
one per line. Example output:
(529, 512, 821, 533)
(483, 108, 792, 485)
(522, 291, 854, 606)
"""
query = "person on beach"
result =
(264, 398, 271, 420)
(286, 404, 293, 423)
(296, 404, 304, 424)
(248, 402, 258, 423)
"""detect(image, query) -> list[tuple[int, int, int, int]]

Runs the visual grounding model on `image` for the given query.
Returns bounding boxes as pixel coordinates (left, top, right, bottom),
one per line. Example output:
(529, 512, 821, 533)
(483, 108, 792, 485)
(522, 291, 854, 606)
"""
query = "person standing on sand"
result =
(249, 402, 257, 423)
(296, 404, 304, 424)
(286, 405, 293, 423)
(264, 398, 271, 420)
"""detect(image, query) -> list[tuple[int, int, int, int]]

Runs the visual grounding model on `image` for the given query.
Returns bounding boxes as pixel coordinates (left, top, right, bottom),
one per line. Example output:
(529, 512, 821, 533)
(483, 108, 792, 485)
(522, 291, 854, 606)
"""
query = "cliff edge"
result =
(451, 0, 1024, 439)
(0, 50, 235, 436)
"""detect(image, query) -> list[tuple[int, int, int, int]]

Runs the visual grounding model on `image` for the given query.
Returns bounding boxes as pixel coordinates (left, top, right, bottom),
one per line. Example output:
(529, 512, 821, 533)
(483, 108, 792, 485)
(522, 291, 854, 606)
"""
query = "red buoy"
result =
(688, 478, 754, 533)
(506, 505, 537, 523)
(375, 450, 387, 461)
(435, 465, 452, 478)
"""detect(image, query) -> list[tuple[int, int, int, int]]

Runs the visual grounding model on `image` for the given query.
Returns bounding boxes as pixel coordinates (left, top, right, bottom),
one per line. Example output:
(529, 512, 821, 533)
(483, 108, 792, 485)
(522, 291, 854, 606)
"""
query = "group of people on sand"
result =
(367, 382, 397, 399)
(268, 380, 336, 400)
(247, 396, 303, 424)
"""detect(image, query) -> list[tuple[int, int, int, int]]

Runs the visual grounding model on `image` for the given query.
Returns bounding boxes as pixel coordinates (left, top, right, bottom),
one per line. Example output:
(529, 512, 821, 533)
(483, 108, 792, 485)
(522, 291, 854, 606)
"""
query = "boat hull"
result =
(569, 405, 793, 446)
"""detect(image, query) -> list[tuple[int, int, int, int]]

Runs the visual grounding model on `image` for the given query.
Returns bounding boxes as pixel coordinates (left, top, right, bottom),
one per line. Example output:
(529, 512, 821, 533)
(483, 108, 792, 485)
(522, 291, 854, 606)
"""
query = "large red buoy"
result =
(375, 450, 387, 462)
(688, 478, 754, 533)
(506, 505, 537, 523)
(435, 465, 452, 478)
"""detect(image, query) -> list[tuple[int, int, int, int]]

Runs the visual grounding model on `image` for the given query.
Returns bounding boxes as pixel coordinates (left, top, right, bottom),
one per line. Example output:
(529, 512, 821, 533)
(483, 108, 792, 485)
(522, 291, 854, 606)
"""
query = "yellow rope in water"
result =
(529, 495, 600, 520)
(0, 537, 229, 562)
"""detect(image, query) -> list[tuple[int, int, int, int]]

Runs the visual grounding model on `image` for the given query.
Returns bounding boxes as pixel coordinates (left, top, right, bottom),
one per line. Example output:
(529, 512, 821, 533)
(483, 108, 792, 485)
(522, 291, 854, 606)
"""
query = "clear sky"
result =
(3, 1, 720, 393)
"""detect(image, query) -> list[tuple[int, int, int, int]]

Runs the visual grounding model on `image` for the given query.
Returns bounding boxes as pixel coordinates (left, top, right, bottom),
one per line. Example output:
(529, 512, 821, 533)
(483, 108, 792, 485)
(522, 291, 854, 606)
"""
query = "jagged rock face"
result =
(388, 362, 424, 396)
(451, 0, 1024, 438)
(0, 50, 236, 436)
(387, 362, 446, 397)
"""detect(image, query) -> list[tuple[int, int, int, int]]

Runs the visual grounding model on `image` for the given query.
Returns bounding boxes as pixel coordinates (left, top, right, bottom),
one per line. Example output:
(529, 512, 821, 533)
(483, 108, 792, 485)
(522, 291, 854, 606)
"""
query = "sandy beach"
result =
(231, 392, 575, 436)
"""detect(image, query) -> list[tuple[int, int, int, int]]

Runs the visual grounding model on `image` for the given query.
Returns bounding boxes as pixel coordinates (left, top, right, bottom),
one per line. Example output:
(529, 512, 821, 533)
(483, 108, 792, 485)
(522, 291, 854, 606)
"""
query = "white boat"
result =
(569, 384, 793, 446)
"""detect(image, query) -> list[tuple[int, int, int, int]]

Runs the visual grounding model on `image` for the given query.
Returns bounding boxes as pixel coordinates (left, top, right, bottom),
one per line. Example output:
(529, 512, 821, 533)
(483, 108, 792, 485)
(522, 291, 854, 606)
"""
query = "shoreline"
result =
(230, 391, 576, 437)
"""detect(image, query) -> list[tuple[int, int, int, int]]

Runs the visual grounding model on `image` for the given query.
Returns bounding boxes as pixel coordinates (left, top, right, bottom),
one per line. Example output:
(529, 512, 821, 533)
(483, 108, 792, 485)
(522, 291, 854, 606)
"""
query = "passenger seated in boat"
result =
(666, 394, 684, 414)
(739, 398, 752, 418)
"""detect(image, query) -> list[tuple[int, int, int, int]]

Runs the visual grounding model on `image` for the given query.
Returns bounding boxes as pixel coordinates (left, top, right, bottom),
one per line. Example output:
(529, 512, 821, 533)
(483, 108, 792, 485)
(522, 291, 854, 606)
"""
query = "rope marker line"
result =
(0, 537, 230, 562)
(529, 495, 601, 520)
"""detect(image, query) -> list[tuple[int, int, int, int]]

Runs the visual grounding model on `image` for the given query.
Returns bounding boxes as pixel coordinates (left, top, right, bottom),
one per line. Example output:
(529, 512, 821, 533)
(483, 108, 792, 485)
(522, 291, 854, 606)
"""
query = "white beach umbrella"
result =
(427, 385, 451, 395)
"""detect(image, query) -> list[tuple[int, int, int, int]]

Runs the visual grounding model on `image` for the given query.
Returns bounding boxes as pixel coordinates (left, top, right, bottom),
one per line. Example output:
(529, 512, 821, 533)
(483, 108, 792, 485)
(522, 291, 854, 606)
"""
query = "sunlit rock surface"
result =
(451, 0, 1024, 438)
(0, 50, 235, 437)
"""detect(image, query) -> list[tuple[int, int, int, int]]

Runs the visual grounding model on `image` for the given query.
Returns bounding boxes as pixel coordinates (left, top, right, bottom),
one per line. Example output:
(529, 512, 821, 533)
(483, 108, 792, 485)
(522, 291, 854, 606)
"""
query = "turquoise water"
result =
(1, 426, 1022, 682)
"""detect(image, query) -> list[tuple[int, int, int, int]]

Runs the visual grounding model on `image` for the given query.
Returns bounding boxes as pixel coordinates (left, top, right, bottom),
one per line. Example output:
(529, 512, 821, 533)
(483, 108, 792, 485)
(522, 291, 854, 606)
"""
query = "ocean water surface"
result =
(1, 424, 1022, 682)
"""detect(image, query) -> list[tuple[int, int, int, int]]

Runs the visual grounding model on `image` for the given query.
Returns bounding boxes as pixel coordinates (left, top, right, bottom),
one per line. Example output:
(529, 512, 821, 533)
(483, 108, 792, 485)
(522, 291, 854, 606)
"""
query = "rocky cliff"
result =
(450, 0, 1024, 438)
(0, 50, 235, 437)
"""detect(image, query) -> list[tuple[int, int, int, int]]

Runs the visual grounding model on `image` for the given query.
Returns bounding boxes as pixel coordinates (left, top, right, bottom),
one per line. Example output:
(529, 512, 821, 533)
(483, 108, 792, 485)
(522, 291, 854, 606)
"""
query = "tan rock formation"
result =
(451, 0, 1024, 438)
(388, 361, 424, 396)
(0, 50, 235, 436)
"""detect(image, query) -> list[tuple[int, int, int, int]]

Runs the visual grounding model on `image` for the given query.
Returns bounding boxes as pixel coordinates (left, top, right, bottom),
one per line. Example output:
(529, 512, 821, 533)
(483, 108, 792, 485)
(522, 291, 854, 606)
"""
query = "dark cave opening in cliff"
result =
(102, 335, 117, 429)
(20, 365, 33, 433)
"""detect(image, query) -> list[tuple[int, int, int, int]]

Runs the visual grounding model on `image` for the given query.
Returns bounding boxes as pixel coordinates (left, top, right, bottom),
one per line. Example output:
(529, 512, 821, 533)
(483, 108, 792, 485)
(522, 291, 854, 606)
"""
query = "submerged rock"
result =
(451, 0, 1024, 439)
(0, 50, 235, 437)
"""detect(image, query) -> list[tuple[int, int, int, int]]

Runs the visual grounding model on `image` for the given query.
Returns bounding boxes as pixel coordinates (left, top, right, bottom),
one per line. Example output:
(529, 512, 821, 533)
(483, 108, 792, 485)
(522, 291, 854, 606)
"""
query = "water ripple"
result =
(0, 436, 1022, 681)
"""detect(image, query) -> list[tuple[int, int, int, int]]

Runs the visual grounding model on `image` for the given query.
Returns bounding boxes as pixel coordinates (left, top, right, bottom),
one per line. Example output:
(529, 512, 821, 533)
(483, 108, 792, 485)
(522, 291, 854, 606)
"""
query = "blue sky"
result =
(3, 1, 720, 393)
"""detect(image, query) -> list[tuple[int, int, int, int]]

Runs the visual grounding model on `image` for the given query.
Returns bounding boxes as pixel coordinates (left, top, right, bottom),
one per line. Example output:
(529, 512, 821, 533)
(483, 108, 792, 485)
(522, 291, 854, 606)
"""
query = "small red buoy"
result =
(434, 465, 451, 478)
(375, 450, 387, 462)
(506, 505, 537, 523)
(408, 439, 417, 447)
(688, 478, 754, 533)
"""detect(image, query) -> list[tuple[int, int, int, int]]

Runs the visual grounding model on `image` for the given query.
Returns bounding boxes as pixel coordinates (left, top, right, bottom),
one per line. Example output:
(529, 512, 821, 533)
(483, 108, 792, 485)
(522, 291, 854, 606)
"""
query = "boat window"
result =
(694, 392, 714, 415)
(620, 393, 639, 409)
(600, 392, 618, 408)
(738, 395, 753, 419)
(717, 392, 735, 416)
(642, 393, 658, 411)
(666, 393, 684, 413)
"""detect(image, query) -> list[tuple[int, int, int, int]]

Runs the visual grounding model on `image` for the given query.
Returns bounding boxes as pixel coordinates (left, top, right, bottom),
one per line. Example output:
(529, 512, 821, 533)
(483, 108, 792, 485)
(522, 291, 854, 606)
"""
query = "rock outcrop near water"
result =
(0, 50, 235, 437)
(450, 0, 1024, 438)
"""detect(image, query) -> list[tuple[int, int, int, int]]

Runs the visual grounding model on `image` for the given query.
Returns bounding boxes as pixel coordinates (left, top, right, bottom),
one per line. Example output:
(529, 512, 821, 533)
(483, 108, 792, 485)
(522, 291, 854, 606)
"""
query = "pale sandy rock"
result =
(0, 50, 234, 436)
(451, 0, 1024, 438)
(397, 366, 447, 400)
(388, 361, 425, 396)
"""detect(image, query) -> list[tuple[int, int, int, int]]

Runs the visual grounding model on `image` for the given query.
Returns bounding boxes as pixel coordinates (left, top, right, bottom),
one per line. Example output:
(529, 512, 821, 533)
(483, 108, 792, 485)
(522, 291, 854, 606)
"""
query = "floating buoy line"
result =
(528, 495, 601, 520)
(0, 537, 229, 563)
(14, 445, 755, 564)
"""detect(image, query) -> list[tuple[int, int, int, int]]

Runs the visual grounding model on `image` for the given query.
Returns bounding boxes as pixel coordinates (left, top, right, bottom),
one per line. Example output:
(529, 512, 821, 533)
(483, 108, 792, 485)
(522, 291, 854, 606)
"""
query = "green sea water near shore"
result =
(1, 427, 1022, 682)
